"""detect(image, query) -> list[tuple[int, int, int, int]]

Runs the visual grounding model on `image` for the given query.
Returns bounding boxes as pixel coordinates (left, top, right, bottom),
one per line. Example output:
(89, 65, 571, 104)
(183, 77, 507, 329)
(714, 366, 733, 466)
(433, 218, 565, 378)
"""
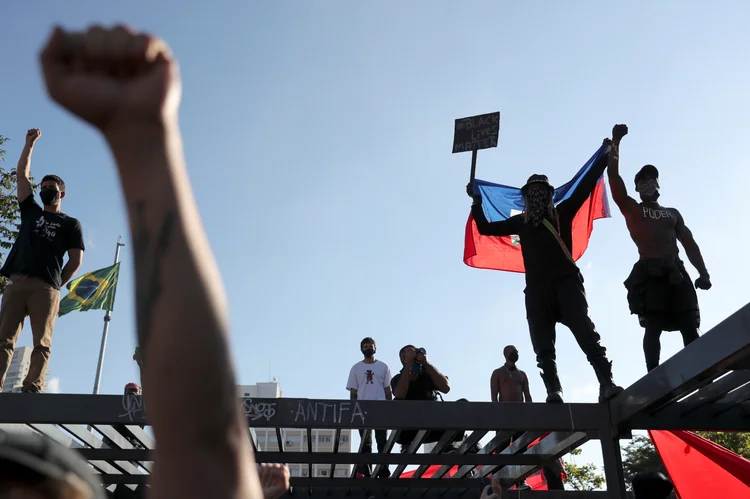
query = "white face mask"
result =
(638, 178, 660, 202)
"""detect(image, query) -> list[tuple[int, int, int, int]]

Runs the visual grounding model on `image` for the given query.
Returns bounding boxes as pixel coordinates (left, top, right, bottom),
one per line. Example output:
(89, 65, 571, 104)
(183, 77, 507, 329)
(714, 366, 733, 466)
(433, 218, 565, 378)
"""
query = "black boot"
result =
(539, 364, 564, 403)
(591, 357, 623, 402)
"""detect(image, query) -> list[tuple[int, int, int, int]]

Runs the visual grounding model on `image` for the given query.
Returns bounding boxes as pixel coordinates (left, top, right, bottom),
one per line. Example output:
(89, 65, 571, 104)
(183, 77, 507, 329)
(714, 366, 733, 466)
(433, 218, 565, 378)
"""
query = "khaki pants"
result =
(0, 274, 60, 392)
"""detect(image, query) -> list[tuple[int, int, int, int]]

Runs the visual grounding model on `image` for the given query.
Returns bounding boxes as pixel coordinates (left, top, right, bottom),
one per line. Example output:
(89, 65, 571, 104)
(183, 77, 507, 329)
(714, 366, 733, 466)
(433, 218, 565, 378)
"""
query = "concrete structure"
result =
(238, 380, 352, 478)
(2, 347, 49, 393)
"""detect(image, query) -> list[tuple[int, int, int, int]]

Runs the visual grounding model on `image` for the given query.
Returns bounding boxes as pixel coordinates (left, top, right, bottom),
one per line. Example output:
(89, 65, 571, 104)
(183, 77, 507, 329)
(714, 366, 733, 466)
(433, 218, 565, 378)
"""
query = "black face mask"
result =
(40, 188, 60, 206)
(363, 348, 375, 358)
(508, 352, 519, 363)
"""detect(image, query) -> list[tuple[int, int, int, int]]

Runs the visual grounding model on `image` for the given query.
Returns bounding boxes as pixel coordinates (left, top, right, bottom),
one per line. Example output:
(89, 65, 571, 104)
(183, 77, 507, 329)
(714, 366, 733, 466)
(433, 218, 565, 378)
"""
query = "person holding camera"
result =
(390, 345, 453, 452)
(391, 345, 450, 401)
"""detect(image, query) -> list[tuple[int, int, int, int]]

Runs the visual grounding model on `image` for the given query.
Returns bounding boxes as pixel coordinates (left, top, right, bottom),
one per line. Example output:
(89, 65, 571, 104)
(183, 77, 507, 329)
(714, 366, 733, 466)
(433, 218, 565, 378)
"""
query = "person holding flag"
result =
(466, 126, 626, 404)
(606, 126, 711, 372)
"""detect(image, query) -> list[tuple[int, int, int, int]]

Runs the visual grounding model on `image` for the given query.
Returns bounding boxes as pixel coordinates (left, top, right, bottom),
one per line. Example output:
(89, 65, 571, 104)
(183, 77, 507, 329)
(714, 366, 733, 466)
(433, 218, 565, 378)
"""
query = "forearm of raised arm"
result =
(17, 144, 33, 177)
(106, 122, 246, 458)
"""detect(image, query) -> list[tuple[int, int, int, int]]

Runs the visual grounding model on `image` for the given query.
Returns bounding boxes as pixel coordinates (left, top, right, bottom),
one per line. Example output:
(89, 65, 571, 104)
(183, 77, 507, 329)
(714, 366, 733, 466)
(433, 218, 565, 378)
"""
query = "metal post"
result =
(601, 408, 627, 499)
(92, 236, 126, 395)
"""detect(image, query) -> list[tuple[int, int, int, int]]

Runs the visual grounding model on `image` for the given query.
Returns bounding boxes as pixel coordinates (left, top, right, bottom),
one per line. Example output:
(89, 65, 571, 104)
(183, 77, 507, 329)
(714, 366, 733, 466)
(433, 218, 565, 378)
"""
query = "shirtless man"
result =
(607, 124, 711, 371)
(489, 346, 564, 491)
(490, 345, 532, 403)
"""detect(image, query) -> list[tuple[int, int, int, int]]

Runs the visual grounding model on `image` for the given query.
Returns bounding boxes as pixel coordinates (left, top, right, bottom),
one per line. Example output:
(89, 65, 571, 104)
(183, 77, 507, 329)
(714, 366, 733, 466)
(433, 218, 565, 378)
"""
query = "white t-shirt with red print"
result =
(346, 360, 392, 401)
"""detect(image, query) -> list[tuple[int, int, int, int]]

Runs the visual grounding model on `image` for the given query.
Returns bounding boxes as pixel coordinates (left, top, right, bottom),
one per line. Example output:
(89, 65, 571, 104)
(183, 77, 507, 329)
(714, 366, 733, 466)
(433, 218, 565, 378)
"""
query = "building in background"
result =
(2, 347, 49, 393)
(238, 380, 352, 478)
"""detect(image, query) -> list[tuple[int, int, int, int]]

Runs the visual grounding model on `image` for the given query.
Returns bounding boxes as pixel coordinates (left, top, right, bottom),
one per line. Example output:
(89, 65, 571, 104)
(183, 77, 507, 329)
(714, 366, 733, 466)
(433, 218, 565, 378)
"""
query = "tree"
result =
(563, 448, 606, 491)
(0, 134, 34, 293)
(621, 431, 750, 489)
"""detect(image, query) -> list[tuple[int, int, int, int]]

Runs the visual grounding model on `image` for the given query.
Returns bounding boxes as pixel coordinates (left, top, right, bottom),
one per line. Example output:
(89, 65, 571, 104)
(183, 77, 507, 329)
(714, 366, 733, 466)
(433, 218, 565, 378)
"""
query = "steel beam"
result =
(494, 432, 587, 488)
(610, 302, 750, 425)
(0, 395, 607, 431)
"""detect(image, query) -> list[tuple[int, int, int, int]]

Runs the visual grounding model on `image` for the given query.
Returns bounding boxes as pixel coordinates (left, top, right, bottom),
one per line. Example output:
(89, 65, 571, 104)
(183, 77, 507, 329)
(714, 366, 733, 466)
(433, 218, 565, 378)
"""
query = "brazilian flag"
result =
(58, 262, 120, 317)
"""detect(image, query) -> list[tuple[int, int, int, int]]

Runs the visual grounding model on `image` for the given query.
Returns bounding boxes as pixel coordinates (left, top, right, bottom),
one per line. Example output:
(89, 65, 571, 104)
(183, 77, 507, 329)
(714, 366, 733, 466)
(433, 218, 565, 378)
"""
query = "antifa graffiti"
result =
(241, 398, 277, 422)
(293, 401, 366, 425)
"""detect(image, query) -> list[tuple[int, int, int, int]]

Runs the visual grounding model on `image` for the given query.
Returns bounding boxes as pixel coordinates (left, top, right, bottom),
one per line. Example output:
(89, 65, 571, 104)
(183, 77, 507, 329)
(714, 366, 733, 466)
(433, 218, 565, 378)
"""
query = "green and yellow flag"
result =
(58, 262, 121, 317)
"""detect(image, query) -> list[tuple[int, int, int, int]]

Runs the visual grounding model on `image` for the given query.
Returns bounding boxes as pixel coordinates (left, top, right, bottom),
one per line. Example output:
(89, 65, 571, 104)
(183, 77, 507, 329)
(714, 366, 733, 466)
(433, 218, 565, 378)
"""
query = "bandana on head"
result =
(524, 186, 553, 226)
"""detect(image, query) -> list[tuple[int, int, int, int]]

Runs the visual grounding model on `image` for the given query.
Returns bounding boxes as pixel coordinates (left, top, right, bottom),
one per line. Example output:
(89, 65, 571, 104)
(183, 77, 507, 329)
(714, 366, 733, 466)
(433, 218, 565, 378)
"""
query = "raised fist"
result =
(40, 25, 181, 133)
(26, 129, 41, 146)
(695, 274, 712, 290)
(612, 124, 628, 143)
(258, 463, 290, 499)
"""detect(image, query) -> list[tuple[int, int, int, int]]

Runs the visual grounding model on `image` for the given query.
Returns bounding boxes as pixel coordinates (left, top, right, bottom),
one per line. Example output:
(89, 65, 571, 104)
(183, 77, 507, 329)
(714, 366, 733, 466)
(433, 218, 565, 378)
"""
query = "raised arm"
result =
(16, 129, 40, 202)
(41, 25, 262, 499)
(675, 210, 711, 290)
(557, 136, 615, 216)
(606, 125, 639, 217)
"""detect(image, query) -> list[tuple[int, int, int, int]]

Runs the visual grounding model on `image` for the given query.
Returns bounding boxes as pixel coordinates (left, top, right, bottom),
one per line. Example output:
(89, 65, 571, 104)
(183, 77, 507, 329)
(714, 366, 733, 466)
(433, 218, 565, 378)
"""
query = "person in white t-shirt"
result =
(346, 337, 393, 478)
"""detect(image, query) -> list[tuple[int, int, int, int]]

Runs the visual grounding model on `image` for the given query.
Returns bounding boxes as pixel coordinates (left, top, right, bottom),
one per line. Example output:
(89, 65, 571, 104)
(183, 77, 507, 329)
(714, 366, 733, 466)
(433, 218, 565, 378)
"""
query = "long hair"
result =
(523, 190, 556, 226)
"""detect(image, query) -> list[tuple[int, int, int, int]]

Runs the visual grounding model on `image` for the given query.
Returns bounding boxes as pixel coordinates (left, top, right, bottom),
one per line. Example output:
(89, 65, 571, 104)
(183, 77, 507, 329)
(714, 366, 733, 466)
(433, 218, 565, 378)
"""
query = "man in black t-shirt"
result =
(0, 129, 84, 393)
(468, 128, 625, 404)
(390, 345, 454, 451)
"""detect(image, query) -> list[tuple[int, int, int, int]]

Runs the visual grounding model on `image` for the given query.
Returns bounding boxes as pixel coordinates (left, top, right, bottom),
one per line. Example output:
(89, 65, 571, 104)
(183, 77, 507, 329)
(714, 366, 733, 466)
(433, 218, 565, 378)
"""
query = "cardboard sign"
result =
(452, 112, 500, 153)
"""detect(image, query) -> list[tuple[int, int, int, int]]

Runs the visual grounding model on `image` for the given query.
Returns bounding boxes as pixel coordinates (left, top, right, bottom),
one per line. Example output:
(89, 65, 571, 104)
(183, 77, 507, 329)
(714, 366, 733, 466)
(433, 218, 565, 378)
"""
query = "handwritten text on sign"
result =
(452, 112, 500, 153)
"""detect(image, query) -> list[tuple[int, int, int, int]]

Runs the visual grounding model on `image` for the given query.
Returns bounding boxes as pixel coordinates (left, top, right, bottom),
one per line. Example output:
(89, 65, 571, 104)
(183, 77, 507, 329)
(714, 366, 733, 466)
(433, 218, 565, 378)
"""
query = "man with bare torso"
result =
(489, 346, 564, 490)
(491, 345, 532, 403)
(607, 125, 711, 371)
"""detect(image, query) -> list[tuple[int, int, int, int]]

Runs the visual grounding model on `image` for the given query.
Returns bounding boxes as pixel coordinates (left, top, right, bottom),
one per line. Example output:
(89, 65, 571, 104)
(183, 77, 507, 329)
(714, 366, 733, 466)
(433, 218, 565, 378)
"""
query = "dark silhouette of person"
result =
(607, 125, 711, 371)
(467, 133, 623, 403)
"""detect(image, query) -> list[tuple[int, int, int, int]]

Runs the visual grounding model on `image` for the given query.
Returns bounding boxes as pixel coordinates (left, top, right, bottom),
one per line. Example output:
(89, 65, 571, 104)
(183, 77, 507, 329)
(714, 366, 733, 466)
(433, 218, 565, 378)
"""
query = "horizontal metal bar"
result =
(76, 449, 549, 466)
(0, 395, 607, 431)
(495, 432, 587, 488)
(288, 489, 612, 499)
(610, 302, 750, 425)
(98, 474, 486, 488)
(628, 405, 750, 431)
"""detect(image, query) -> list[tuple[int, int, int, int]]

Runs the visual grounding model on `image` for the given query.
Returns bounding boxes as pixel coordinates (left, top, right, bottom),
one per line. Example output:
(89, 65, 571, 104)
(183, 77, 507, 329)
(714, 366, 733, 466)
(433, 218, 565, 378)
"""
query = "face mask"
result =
(638, 179, 660, 202)
(508, 352, 519, 363)
(40, 188, 60, 205)
(525, 187, 552, 226)
(363, 348, 375, 358)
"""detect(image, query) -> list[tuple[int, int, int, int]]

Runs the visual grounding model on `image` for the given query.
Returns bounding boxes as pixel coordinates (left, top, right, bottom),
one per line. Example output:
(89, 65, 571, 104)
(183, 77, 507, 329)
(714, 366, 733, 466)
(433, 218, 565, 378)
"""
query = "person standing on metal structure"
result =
(0, 128, 85, 393)
(606, 125, 711, 371)
(467, 130, 624, 404)
(346, 336, 393, 478)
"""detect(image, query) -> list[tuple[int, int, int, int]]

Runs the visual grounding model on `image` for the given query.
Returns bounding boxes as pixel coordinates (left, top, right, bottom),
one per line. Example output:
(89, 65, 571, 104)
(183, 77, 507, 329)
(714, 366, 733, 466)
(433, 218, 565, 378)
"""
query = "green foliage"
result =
(621, 432, 750, 489)
(563, 448, 606, 491)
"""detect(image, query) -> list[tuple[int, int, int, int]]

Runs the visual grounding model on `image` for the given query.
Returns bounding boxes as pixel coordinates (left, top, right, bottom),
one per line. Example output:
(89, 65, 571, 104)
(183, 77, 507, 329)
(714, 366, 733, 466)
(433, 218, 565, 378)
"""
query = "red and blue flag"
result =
(464, 143, 611, 273)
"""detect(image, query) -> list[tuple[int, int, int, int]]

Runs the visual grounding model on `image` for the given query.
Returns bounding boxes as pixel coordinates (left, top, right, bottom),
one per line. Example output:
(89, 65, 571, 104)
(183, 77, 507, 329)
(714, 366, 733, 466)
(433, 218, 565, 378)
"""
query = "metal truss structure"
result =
(0, 303, 748, 498)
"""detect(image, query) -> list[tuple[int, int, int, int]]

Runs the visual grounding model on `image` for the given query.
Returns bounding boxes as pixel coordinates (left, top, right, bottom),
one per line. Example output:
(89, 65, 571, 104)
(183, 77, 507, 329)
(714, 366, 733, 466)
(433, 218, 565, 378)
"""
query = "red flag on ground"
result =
(649, 430, 750, 498)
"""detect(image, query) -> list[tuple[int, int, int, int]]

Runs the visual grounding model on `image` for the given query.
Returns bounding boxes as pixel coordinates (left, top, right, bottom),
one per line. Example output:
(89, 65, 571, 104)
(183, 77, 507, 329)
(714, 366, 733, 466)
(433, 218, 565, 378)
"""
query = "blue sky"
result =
(2, 0, 749, 479)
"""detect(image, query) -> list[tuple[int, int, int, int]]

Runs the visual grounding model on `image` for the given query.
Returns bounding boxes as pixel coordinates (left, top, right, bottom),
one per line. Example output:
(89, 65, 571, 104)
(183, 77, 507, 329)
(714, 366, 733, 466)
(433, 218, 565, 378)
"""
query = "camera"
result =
(410, 348, 427, 374)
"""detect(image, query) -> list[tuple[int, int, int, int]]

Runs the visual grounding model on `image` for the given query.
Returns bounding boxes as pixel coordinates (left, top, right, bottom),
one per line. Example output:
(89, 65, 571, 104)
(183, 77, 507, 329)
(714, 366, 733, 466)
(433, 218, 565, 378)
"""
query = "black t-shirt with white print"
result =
(0, 195, 85, 289)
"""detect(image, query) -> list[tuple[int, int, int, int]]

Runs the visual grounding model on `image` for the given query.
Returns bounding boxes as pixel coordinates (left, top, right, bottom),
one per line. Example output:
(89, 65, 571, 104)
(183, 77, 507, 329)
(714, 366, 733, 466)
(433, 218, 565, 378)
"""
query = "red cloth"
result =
(463, 177, 610, 273)
(649, 430, 750, 498)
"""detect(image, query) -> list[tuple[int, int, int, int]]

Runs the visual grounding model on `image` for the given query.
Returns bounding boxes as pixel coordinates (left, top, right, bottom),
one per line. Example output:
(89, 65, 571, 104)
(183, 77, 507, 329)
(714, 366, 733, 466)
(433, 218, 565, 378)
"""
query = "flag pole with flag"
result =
(59, 236, 125, 394)
(464, 142, 611, 272)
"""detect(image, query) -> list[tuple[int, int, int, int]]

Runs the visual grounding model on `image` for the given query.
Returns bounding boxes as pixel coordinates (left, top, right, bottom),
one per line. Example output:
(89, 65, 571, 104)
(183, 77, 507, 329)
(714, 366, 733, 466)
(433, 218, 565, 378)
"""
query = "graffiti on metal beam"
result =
(120, 393, 146, 422)
(241, 399, 277, 422)
(294, 401, 366, 425)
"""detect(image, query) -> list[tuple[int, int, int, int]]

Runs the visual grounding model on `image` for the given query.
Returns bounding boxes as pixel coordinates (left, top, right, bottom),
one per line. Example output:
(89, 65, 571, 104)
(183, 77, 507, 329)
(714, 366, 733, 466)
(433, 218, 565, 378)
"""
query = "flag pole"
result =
(92, 236, 125, 395)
